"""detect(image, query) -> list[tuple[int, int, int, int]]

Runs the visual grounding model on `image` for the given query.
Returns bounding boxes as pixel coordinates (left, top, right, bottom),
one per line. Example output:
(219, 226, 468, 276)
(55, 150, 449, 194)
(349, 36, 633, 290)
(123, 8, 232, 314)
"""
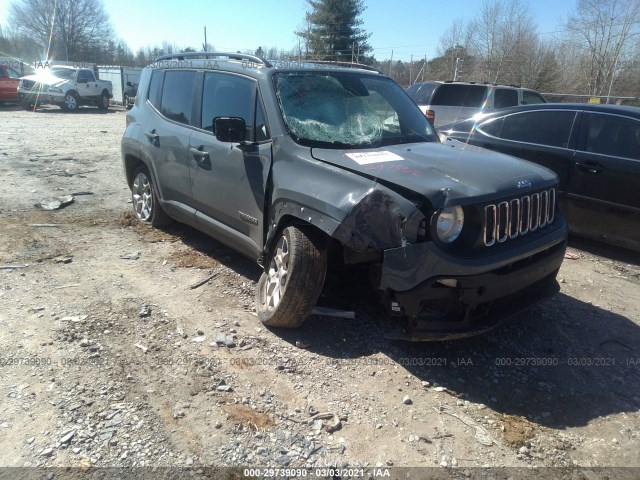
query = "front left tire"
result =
(61, 92, 78, 112)
(256, 226, 327, 328)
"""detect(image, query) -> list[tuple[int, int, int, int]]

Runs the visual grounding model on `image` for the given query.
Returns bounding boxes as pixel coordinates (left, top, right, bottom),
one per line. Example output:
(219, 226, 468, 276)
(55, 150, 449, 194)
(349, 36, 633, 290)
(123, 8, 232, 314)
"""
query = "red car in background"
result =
(0, 65, 21, 103)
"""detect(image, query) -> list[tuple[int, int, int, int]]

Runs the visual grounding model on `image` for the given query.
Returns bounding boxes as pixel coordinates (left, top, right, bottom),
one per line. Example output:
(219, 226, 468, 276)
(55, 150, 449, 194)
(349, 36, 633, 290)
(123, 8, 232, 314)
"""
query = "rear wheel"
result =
(256, 226, 327, 328)
(131, 165, 171, 227)
(97, 91, 109, 110)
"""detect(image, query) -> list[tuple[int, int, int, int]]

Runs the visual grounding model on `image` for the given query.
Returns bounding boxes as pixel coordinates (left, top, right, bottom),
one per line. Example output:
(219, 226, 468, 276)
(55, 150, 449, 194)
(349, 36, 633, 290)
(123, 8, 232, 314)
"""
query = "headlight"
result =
(48, 87, 62, 93)
(436, 206, 464, 243)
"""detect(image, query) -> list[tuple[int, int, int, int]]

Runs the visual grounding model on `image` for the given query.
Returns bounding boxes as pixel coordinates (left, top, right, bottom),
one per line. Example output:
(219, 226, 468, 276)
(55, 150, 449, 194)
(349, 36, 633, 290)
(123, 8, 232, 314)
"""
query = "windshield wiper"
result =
(380, 134, 431, 146)
(297, 138, 378, 149)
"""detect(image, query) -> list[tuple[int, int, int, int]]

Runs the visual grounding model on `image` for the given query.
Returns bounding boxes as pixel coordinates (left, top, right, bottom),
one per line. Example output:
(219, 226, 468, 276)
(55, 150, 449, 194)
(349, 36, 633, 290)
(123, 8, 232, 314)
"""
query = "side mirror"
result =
(214, 117, 246, 143)
(78, 78, 88, 83)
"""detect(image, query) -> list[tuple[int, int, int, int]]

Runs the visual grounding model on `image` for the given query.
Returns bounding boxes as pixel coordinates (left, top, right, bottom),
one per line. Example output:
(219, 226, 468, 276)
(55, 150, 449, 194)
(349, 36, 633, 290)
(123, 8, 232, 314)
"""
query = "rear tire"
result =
(256, 226, 327, 328)
(131, 165, 171, 227)
(97, 91, 109, 110)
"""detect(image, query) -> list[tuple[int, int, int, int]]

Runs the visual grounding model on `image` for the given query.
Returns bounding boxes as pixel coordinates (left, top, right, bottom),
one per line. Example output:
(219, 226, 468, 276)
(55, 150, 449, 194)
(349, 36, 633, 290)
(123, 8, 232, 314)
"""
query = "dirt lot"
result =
(0, 104, 639, 479)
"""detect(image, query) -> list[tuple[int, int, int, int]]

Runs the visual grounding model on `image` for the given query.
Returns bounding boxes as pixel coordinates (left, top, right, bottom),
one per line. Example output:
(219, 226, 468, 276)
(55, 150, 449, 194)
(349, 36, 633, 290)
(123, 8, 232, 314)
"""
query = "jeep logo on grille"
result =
(517, 180, 532, 189)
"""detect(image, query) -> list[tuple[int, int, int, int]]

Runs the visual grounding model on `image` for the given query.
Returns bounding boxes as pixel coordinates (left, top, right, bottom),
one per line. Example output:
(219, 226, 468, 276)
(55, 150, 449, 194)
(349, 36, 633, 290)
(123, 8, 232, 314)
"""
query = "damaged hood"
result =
(311, 140, 557, 208)
(20, 73, 68, 87)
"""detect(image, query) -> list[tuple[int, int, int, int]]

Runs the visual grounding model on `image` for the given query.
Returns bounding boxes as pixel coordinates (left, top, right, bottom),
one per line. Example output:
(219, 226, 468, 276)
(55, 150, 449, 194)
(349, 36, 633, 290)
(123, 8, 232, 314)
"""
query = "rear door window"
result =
(160, 70, 197, 126)
(78, 70, 95, 82)
(430, 84, 488, 107)
(501, 110, 576, 148)
(583, 113, 640, 160)
(494, 89, 518, 109)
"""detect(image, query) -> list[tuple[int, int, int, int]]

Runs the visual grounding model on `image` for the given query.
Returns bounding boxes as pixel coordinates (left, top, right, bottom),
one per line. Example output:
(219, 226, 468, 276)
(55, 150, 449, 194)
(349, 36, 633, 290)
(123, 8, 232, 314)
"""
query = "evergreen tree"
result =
(299, 0, 372, 63)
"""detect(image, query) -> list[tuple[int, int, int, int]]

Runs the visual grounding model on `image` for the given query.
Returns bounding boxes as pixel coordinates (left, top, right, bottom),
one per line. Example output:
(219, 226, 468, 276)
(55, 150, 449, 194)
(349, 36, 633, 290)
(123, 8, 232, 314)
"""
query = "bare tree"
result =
(467, 0, 537, 83)
(433, 22, 472, 81)
(9, 0, 114, 61)
(564, 0, 640, 96)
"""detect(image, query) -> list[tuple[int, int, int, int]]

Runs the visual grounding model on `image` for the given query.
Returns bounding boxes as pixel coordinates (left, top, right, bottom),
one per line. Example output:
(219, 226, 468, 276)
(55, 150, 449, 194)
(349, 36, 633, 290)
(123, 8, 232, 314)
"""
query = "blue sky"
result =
(0, 0, 576, 61)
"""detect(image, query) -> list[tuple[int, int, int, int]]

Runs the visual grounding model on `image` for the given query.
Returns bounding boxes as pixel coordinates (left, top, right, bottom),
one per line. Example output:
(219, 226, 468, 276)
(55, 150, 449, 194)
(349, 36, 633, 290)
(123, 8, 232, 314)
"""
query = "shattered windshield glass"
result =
(274, 72, 438, 148)
(49, 69, 76, 80)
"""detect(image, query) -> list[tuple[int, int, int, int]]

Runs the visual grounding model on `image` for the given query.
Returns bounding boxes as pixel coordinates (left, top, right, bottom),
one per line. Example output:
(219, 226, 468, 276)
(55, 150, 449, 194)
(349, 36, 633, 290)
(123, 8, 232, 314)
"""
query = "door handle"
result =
(144, 130, 159, 142)
(575, 161, 603, 174)
(190, 146, 211, 166)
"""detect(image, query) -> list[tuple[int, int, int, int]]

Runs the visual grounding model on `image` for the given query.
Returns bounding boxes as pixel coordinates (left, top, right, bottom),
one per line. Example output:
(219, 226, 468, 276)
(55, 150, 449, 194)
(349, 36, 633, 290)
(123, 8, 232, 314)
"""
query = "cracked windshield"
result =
(275, 72, 438, 148)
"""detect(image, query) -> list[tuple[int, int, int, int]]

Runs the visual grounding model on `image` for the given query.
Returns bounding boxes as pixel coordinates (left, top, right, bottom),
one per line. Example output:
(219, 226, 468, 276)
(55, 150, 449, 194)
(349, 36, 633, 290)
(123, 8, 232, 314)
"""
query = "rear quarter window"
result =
(501, 110, 576, 148)
(431, 84, 488, 108)
(494, 89, 518, 109)
(147, 71, 163, 108)
(411, 83, 438, 104)
(522, 90, 546, 105)
(159, 70, 197, 126)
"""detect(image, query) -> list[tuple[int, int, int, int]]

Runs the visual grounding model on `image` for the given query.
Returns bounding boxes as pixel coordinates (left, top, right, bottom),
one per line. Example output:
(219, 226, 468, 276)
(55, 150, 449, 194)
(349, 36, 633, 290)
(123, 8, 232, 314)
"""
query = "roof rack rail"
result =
(304, 60, 379, 72)
(153, 51, 272, 67)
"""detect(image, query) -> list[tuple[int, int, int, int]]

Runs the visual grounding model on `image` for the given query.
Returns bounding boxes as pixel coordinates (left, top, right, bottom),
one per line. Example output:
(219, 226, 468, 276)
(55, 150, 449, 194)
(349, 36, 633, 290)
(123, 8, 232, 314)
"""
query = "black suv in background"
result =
(123, 81, 137, 110)
(406, 81, 547, 127)
(439, 103, 640, 252)
(121, 52, 567, 340)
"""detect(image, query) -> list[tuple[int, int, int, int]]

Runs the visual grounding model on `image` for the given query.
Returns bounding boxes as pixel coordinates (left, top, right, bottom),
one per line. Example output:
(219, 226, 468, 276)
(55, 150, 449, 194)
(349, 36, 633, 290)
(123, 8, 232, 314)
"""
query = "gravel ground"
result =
(0, 104, 639, 480)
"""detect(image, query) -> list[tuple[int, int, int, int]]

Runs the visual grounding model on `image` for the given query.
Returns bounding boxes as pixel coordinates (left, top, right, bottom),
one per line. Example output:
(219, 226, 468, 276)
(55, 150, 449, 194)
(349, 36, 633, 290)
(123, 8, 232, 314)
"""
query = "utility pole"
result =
(409, 54, 413, 85)
(203, 27, 208, 52)
(423, 55, 426, 82)
(454, 57, 461, 81)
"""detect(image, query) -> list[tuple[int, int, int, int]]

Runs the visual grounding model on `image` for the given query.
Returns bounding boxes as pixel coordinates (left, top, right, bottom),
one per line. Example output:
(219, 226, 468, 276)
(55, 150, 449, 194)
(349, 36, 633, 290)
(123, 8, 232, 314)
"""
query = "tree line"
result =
(1, 0, 639, 97)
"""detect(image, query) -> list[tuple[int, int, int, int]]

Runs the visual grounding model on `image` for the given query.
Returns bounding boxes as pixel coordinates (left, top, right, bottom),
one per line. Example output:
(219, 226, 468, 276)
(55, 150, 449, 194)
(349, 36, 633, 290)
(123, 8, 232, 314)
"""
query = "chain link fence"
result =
(542, 93, 640, 107)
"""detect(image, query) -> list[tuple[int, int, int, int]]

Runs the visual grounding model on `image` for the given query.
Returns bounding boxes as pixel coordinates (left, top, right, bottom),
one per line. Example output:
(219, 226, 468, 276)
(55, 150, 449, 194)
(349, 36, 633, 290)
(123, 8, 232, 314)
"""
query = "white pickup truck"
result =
(18, 66, 112, 111)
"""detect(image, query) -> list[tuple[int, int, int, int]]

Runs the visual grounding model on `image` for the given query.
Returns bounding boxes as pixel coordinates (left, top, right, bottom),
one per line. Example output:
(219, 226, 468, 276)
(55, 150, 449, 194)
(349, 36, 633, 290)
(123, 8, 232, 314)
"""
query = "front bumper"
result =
(380, 222, 568, 339)
(18, 91, 65, 105)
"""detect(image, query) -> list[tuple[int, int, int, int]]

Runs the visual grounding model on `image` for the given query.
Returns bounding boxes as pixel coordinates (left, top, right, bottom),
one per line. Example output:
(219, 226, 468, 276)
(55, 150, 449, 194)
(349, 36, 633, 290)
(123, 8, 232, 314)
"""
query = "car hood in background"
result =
(311, 141, 557, 208)
(19, 73, 68, 87)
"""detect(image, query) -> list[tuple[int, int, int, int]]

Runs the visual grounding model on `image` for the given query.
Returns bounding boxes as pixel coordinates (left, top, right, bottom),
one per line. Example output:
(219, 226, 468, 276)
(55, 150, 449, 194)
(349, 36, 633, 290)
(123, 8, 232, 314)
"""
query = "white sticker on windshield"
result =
(345, 151, 404, 165)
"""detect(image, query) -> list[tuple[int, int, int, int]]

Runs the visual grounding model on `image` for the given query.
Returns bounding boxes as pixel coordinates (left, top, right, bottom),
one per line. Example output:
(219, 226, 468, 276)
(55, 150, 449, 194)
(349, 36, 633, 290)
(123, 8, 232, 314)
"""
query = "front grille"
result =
(483, 188, 555, 246)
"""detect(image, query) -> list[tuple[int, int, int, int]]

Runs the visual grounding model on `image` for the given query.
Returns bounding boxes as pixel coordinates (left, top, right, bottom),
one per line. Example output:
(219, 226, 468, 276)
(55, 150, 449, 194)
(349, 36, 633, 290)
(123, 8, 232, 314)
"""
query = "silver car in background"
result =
(406, 81, 546, 127)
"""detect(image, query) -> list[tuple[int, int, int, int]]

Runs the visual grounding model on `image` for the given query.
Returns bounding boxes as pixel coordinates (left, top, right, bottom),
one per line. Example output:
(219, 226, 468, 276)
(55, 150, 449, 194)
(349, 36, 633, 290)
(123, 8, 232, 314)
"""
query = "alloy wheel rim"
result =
(132, 173, 152, 221)
(65, 95, 76, 109)
(265, 234, 290, 311)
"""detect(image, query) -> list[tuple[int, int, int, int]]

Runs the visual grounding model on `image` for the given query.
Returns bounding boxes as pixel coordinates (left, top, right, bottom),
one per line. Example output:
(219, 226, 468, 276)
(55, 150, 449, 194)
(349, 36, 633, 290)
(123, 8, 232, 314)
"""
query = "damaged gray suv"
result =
(121, 52, 568, 340)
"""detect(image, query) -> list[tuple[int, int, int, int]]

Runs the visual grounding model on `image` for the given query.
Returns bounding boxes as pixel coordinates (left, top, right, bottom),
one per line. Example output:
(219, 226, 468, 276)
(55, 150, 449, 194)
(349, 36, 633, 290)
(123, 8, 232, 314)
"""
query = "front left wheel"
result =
(256, 226, 327, 328)
(61, 91, 78, 111)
